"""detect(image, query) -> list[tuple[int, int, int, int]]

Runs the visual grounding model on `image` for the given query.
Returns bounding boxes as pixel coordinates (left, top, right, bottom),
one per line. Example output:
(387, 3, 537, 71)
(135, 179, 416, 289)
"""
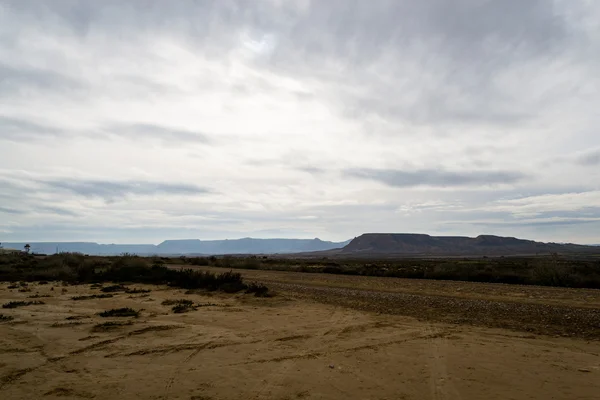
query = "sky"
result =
(1, 0, 599, 244)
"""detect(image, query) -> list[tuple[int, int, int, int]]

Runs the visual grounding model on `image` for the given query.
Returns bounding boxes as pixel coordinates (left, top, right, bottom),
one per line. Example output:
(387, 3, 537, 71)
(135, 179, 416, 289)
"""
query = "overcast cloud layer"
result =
(1, 0, 599, 244)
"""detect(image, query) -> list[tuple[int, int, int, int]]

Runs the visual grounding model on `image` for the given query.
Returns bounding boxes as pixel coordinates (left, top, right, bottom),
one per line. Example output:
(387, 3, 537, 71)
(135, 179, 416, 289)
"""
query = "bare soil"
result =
(1, 275, 599, 400)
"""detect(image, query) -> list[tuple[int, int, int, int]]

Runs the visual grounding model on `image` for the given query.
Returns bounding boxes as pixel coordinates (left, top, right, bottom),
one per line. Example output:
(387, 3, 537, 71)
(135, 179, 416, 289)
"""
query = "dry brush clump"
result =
(162, 299, 196, 313)
(100, 284, 127, 293)
(245, 282, 271, 297)
(71, 294, 113, 301)
(125, 288, 150, 294)
(2, 300, 44, 309)
(0, 253, 266, 294)
(0, 314, 14, 322)
(50, 321, 84, 328)
(98, 308, 140, 318)
(92, 321, 133, 331)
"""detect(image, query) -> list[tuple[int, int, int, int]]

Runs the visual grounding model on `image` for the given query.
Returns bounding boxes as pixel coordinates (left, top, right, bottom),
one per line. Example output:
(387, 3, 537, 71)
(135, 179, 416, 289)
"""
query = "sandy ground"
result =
(1, 281, 600, 400)
(178, 266, 600, 339)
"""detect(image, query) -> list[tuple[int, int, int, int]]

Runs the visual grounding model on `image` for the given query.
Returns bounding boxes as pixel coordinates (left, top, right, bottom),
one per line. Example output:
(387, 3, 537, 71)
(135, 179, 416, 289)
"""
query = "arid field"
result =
(1, 269, 600, 400)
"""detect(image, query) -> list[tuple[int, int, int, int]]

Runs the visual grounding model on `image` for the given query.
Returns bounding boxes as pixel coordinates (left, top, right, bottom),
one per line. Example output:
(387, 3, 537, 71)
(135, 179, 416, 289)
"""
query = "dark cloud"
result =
(259, 0, 572, 126)
(36, 206, 79, 217)
(345, 168, 527, 188)
(0, 206, 24, 214)
(105, 124, 211, 143)
(0, 118, 211, 143)
(1, 1, 587, 127)
(577, 149, 600, 166)
(0, 63, 81, 96)
(40, 179, 211, 201)
(0, 117, 63, 140)
(467, 219, 600, 227)
(297, 166, 326, 175)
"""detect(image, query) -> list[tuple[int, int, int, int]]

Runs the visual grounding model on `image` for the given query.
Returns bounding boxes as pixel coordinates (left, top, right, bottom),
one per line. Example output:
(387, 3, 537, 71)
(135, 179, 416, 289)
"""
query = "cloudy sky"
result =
(1, 0, 599, 244)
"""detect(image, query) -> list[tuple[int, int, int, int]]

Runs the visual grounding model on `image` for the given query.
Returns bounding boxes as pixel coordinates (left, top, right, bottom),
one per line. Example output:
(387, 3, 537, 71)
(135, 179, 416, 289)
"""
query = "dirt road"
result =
(1, 278, 599, 399)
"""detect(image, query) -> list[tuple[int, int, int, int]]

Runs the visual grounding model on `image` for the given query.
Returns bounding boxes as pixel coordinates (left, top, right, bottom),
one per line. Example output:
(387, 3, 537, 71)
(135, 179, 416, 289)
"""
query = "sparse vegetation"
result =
(71, 294, 114, 301)
(50, 321, 83, 328)
(101, 284, 127, 293)
(171, 303, 196, 313)
(245, 282, 271, 297)
(179, 254, 600, 289)
(0, 253, 259, 293)
(161, 299, 194, 306)
(0, 314, 14, 322)
(162, 299, 196, 313)
(125, 288, 151, 294)
(2, 300, 44, 309)
(98, 308, 139, 318)
(92, 321, 133, 331)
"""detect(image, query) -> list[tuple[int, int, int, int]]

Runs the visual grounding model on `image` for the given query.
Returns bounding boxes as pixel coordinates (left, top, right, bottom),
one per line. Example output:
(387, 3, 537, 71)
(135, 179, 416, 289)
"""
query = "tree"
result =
(24, 244, 31, 254)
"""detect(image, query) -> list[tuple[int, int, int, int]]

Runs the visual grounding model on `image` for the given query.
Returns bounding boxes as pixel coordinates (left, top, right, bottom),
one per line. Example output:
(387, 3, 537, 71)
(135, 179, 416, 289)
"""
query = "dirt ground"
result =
(1, 279, 600, 400)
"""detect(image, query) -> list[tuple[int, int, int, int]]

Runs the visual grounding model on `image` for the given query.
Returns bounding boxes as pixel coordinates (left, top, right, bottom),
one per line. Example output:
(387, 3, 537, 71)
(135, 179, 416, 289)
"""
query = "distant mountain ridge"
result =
(1, 238, 351, 256)
(342, 233, 600, 256)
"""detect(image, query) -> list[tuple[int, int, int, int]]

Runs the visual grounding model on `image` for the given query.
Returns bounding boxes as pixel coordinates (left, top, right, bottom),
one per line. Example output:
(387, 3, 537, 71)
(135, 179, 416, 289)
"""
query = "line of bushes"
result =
(179, 254, 600, 289)
(0, 253, 256, 294)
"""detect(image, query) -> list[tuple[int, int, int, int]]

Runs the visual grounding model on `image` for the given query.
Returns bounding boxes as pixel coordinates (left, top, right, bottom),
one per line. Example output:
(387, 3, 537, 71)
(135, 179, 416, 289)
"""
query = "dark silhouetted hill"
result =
(341, 233, 599, 256)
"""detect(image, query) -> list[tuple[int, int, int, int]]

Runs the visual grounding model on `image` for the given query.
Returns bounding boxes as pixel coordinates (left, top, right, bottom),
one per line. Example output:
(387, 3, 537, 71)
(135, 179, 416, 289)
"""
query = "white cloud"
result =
(1, 1, 599, 244)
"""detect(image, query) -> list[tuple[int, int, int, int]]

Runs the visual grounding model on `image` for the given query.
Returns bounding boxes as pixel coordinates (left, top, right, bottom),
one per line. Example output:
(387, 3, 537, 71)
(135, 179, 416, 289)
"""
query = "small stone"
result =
(329, 364, 335, 369)
(578, 368, 591, 373)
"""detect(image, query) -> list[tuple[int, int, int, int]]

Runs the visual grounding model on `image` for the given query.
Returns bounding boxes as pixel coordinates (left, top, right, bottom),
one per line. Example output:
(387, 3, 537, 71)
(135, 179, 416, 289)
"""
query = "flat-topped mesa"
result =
(341, 233, 597, 256)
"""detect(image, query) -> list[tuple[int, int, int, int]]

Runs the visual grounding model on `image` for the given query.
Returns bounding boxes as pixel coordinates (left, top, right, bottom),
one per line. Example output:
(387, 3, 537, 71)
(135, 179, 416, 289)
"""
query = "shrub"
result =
(161, 299, 194, 306)
(243, 257, 262, 270)
(92, 321, 133, 331)
(245, 282, 271, 297)
(125, 288, 150, 294)
(188, 257, 210, 266)
(50, 321, 83, 328)
(71, 294, 113, 301)
(98, 308, 139, 318)
(0, 253, 262, 293)
(162, 299, 196, 313)
(2, 300, 44, 309)
(0, 314, 14, 322)
(172, 304, 196, 313)
(101, 284, 127, 293)
(66, 315, 89, 320)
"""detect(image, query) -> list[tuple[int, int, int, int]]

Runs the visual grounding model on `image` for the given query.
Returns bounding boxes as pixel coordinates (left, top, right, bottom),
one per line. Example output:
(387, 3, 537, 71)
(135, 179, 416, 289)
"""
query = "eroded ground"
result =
(1, 279, 599, 400)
